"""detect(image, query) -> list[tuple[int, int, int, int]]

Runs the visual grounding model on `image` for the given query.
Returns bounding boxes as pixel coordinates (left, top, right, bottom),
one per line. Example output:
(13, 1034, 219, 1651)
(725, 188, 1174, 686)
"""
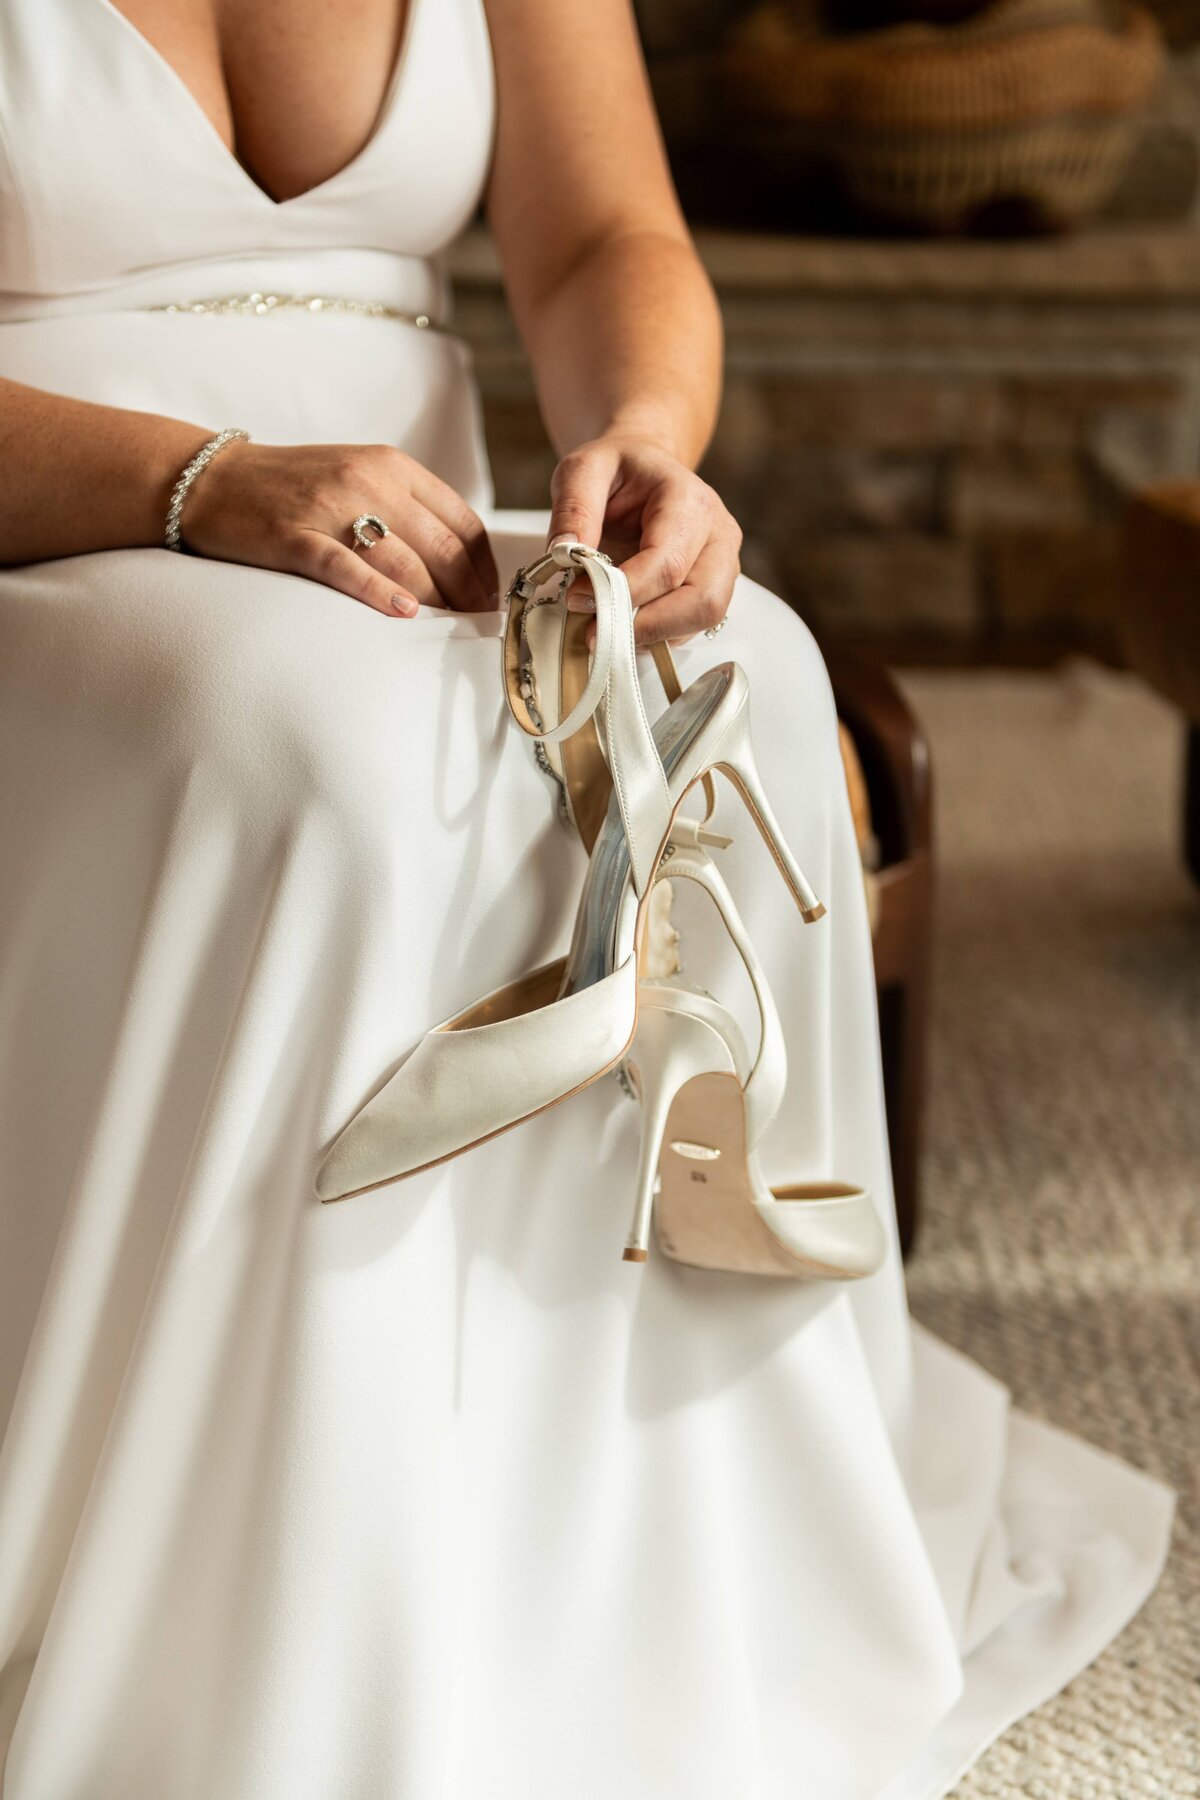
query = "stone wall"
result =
(447, 225, 1200, 663)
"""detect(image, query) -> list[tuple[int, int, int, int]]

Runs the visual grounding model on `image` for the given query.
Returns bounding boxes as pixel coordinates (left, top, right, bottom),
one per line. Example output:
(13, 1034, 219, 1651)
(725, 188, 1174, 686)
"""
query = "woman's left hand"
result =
(546, 434, 742, 646)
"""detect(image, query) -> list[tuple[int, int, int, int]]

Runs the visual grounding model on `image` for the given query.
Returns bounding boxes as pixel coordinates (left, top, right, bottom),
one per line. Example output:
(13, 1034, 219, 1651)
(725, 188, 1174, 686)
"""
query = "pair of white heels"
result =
(316, 540, 885, 1284)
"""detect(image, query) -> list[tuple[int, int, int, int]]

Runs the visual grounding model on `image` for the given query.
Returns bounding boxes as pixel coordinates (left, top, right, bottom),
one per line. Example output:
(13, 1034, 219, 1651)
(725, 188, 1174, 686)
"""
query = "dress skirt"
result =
(0, 305, 1173, 1800)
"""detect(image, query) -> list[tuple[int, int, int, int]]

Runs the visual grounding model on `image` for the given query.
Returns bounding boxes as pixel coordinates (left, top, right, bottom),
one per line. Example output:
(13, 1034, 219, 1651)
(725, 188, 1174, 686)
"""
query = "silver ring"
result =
(704, 618, 727, 639)
(351, 513, 390, 551)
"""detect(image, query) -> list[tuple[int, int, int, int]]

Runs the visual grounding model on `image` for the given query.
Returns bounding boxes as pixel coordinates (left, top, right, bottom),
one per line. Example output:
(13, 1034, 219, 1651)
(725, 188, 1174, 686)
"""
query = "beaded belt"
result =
(147, 292, 442, 330)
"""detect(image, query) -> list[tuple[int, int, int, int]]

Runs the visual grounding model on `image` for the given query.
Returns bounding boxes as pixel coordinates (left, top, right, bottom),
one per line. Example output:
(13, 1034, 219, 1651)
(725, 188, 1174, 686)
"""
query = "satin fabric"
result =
(0, 0, 1173, 1794)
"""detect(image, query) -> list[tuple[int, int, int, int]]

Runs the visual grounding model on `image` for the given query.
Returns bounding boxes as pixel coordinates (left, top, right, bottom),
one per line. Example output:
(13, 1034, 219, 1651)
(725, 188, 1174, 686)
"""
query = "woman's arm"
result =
(0, 378, 212, 562)
(0, 377, 496, 614)
(484, 0, 741, 643)
(484, 0, 719, 465)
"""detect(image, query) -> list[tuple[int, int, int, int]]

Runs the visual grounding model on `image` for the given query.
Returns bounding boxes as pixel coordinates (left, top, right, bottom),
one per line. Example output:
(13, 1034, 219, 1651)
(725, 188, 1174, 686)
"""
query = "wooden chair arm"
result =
(824, 646, 934, 1257)
(825, 648, 932, 869)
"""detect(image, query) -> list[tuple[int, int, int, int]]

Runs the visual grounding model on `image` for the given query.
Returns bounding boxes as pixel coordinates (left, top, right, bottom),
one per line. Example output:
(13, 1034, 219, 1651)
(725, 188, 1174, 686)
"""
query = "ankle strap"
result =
(503, 541, 670, 897)
(504, 542, 613, 745)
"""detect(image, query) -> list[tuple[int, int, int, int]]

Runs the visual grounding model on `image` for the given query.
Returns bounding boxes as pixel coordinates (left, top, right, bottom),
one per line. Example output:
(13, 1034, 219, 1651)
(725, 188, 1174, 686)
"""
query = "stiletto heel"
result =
(711, 706, 826, 923)
(618, 830, 884, 1281)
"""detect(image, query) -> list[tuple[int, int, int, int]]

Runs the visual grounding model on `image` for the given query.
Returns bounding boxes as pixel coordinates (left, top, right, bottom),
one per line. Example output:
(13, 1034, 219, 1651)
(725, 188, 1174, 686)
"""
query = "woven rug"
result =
(896, 664, 1199, 1798)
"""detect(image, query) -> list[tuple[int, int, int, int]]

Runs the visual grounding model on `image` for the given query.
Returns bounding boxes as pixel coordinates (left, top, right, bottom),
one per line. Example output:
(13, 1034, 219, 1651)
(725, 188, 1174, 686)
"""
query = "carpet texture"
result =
(897, 664, 1199, 1798)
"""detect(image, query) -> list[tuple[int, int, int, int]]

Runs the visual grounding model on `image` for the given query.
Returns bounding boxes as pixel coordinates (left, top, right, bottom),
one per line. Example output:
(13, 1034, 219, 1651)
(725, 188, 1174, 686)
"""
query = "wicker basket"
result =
(721, 0, 1164, 229)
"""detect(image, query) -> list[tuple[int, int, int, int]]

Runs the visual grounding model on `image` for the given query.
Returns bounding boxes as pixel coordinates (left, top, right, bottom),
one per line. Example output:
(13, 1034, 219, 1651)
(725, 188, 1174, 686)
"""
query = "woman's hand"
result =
(545, 434, 742, 646)
(184, 439, 498, 618)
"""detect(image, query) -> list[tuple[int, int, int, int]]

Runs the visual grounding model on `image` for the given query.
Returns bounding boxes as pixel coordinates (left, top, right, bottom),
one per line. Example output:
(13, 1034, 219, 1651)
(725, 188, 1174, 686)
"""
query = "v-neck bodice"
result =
(93, 0, 421, 214)
(0, 0, 497, 505)
(0, 0, 495, 320)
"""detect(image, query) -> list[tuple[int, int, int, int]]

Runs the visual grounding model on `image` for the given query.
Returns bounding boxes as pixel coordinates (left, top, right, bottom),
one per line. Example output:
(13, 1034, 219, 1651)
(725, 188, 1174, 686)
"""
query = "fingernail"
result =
(565, 591, 596, 613)
(392, 594, 419, 617)
(548, 532, 575, 548)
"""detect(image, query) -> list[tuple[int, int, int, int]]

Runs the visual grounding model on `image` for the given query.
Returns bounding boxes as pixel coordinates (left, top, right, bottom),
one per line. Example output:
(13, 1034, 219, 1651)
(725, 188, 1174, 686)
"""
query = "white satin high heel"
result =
(315, 543, 824, 1204)
(620, 825, 886, 1280)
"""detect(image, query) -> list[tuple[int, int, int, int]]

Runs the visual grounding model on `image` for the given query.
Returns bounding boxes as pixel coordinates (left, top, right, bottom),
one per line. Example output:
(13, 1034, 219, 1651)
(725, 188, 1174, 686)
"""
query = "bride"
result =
(0, 1, 1171, 1795)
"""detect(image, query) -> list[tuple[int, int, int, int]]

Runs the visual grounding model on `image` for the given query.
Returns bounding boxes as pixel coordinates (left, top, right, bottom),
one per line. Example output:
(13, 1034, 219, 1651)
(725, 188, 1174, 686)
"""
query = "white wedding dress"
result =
(0, 2, 1173, 1796)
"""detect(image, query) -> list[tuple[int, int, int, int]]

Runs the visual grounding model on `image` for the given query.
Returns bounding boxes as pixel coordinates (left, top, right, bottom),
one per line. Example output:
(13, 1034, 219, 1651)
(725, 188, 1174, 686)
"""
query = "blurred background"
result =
(452, 5, 1199, 1790)
(457, 0, 1200, 669)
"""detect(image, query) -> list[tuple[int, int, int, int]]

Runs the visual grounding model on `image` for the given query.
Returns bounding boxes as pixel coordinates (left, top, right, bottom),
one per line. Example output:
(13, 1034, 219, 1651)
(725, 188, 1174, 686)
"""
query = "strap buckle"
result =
(506, 542, 613, 604)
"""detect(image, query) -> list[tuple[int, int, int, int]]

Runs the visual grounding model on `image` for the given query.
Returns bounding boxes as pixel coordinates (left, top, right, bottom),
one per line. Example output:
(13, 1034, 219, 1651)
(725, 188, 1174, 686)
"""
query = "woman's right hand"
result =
(183, 439, 499, 618)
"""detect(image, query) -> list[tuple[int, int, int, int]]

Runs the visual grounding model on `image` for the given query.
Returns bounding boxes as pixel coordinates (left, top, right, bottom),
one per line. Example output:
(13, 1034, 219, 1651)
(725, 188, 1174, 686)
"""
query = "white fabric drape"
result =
(0, 519, 1172, 1798)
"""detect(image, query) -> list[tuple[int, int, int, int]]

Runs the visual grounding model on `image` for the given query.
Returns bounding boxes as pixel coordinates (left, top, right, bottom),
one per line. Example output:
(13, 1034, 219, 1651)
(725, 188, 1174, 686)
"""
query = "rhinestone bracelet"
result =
(165, 426, 251, 552)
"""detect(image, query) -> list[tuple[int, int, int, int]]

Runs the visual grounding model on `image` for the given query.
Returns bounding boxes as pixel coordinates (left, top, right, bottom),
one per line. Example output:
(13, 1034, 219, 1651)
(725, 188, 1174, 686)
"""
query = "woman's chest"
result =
(106, 0, 411, 204)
